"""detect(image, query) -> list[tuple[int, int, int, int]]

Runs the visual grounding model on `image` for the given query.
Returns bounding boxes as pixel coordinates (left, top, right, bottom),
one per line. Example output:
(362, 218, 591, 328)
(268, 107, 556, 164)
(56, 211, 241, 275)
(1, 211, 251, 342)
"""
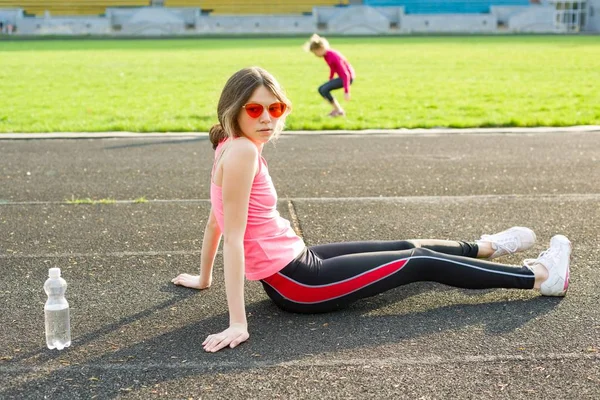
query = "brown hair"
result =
(209, 67, 291, 150)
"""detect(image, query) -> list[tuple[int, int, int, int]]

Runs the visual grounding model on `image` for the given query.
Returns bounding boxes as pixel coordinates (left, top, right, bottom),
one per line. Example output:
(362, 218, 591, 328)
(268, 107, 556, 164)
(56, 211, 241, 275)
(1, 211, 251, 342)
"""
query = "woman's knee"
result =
(402, 240, 420, 249)
(318, 85, 328, 97)
(409, 246, 437, 257)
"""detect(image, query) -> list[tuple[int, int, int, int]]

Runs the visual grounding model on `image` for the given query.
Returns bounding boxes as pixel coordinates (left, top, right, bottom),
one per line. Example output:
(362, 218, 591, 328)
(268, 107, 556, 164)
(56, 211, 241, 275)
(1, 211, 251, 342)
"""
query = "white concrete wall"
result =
(507, 5, 555, 32)
(402, 14, 497, 33)
(491, 5, 531, 25)
(195, 15, 314, 34)
(586, 0, 600, 31)
(109, 7, 186, 35)
(109, 7, 198, 26)
(0, 8, 23, 27)
(16, 15, 110, 35)
(2, 5, 570, 36)
(321, 5, 393, 34)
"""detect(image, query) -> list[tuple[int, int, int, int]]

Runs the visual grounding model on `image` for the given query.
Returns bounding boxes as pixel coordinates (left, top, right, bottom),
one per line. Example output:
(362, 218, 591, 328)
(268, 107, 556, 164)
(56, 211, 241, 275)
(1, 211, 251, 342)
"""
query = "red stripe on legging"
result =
(263, 259, 409, 303)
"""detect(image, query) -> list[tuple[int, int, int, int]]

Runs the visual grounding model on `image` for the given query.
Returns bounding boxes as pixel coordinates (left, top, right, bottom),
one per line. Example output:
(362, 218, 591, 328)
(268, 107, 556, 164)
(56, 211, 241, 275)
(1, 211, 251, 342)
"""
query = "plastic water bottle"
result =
(44, 268, 71, 350)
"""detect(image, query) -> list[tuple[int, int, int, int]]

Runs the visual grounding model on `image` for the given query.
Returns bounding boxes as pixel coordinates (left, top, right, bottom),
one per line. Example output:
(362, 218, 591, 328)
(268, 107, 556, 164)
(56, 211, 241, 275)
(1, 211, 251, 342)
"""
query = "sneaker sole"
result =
(554, 238, 572, 296)
(563, 242, 572, 294)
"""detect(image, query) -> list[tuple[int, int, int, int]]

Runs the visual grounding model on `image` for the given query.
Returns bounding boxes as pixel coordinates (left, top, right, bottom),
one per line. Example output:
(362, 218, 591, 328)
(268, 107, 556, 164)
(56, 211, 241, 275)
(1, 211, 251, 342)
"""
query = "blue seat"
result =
(363, 0, 530, 14)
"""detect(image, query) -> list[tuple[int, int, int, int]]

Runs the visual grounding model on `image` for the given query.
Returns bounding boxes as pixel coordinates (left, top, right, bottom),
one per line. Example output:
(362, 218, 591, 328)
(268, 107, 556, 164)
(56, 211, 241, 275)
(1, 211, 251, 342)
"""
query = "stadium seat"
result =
(363, 0, 530, 14)
(164, 0, 349, 15)
(0, 0, 150, 16)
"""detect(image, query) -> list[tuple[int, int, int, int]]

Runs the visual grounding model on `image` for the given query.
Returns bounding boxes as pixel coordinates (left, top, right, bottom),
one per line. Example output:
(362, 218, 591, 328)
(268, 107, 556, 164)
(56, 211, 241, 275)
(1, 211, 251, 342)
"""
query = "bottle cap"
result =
(49, 268, 61, 279)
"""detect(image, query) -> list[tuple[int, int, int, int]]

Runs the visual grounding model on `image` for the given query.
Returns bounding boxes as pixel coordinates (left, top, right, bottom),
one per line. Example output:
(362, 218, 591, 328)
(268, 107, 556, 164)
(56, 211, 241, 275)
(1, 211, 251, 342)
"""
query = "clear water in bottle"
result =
(44, 268, 71, 350)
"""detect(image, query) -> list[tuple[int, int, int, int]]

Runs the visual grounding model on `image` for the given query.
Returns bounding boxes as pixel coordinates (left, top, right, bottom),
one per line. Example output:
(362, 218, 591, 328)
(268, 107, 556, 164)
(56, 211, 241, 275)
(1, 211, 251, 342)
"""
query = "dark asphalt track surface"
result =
(1, 128, 599, 399)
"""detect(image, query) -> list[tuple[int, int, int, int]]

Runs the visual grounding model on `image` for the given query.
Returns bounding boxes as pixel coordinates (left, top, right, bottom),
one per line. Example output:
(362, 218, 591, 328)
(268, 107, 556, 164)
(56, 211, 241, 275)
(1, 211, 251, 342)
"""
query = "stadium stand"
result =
(164, 0, 349, 15)
(0, 0, 150, 16)
(1, 0, 597, 34)
(363, 0, 530, 14)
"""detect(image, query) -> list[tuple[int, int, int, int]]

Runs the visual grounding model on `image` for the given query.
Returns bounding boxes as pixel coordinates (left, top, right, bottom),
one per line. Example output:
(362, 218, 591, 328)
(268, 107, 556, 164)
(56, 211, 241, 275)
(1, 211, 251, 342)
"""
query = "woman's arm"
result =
(202, 139, 257, 352)
(171, 208, 221, 289)
(198, 209, 222, 287)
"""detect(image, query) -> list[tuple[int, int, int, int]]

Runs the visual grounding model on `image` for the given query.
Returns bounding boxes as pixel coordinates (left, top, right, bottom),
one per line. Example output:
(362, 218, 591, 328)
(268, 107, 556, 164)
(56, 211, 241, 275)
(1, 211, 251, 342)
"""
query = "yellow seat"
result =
(164, 0, 349, 15)
(0, 0, 347, 17)
(0, 0, 150, 16)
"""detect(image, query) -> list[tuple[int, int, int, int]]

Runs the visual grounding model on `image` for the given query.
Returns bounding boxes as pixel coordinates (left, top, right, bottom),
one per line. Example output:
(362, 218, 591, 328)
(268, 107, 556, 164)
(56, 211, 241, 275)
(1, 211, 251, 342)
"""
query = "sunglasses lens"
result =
(244, 102, 286, 118)
(268, 102, 286, 118)
(245, 104, 263, 118)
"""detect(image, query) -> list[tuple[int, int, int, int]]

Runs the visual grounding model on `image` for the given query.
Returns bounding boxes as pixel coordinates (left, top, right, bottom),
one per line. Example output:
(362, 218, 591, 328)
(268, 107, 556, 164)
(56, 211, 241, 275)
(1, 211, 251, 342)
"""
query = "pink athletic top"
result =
(210, 139, 305, 281)
(324, 49, 355, 94)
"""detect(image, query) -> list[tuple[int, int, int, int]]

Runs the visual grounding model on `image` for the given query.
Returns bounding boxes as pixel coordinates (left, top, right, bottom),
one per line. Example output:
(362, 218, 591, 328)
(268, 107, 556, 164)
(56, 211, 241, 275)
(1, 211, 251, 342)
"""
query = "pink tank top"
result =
(210, 139, 305, 280)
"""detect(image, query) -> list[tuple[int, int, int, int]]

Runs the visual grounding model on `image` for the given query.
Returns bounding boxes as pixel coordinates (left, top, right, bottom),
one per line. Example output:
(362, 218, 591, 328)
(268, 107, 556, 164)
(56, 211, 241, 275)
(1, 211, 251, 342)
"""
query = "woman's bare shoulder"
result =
(229, 137, 256, 151)
(222, 137, 258, 168)
(224, 137, 258, 166)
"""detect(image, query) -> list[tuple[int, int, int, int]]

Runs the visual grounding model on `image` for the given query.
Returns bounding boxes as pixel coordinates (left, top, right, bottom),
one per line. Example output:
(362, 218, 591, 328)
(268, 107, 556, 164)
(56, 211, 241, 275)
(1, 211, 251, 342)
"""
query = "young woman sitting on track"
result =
(172, 66, 571, 353)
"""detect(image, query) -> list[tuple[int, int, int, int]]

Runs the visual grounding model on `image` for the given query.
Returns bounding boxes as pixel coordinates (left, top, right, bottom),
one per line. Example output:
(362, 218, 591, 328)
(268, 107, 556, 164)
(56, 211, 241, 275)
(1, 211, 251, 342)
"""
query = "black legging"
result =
(261, 240, 534, 313)
(318, 78, 353, 103)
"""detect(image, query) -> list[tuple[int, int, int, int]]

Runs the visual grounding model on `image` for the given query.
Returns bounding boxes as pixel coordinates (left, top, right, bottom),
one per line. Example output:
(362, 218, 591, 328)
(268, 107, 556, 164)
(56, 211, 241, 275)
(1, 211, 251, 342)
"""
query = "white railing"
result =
(549, 0, 587, 31)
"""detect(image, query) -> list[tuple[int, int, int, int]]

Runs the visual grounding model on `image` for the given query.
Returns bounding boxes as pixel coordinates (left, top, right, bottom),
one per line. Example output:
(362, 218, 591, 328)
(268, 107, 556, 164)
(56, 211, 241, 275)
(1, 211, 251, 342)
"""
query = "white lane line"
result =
(0, 250, 203, 259)
(287, 200, 304, 239)
(1, 126, 599, 140)
(2, 193, 600, 206)
(0, 199, 211, 206)
(2, 352, 599, 373)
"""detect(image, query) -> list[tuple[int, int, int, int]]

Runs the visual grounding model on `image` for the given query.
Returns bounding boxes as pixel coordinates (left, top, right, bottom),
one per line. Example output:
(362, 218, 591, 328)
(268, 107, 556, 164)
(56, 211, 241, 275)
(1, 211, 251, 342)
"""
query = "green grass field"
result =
(0, 36, 599, 132)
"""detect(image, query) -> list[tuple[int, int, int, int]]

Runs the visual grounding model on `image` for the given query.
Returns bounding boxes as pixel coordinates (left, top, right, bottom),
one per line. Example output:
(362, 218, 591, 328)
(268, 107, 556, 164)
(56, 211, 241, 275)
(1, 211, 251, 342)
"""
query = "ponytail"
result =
(209, 124, 227, 150)
(305, 33, 329, 52)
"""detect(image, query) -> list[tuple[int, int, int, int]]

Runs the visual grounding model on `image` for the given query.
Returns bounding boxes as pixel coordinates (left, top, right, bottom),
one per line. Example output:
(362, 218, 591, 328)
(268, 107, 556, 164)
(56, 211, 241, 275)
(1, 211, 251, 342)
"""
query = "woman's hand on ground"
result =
(171, 274, 212, 289)
(344, 93, 351, 101)
(203, 323, 249, 352)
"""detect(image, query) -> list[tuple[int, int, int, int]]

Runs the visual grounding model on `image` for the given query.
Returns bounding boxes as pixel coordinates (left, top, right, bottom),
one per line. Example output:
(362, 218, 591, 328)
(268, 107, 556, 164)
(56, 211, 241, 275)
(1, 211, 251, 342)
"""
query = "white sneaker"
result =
(524, 235, 571, 297)
(479, 227, 537, 259)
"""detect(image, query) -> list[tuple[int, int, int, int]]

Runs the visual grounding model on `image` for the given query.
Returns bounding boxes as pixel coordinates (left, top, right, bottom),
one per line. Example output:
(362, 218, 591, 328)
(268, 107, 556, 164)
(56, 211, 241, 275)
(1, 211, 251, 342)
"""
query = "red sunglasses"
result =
(242, 102, 287, 119)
